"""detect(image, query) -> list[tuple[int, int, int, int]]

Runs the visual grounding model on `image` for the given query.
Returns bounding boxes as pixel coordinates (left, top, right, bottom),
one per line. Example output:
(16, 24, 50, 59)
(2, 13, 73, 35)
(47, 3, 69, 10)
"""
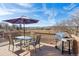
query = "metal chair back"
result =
(35, 35, 41, 45)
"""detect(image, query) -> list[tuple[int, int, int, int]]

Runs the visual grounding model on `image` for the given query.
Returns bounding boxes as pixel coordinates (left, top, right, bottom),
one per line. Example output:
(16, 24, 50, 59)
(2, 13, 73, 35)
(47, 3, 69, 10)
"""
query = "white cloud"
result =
(63, 3, 77, 11)
(0, 8, 13, 16)
(0, 4, 14, 16)
(17, 3, 33, 8)
(0, 3, 48, 16)
(42, 4, 58, 20)
(42, 4, 57, 18)
(68, 7, 79, 18)
(0, 6, 32, 16)
(10, 8, 29, 13)
(0, 3, 42, 16)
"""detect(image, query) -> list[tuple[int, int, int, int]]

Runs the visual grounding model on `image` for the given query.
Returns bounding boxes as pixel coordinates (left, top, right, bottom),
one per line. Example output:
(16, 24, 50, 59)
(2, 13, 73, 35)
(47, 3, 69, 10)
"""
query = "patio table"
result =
(15, 36, 32, 50)
(15, 36, 32, 40)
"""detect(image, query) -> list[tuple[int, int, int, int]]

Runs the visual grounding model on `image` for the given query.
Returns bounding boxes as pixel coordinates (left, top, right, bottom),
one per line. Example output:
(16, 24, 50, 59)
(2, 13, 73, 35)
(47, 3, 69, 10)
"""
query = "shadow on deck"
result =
(30, 45, 72, 56)
(0, 42, 73, 56)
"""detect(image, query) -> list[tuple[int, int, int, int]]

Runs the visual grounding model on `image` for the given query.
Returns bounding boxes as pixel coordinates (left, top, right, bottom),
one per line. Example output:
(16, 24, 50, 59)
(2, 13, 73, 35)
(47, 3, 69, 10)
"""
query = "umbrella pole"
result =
(24, 24, 25, 37)
(20, 24, 21, 30)
(23, 19, 25, 47)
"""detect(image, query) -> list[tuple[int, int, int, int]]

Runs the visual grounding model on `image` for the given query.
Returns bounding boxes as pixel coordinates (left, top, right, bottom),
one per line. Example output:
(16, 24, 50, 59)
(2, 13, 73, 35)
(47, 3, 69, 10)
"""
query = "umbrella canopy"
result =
(4, 17, 38, 24)
(4, 17, 39, 36)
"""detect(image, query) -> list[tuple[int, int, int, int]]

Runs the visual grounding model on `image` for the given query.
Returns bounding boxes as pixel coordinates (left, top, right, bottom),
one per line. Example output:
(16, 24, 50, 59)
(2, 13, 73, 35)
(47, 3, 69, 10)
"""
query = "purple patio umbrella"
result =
(4, 16, 39, 36)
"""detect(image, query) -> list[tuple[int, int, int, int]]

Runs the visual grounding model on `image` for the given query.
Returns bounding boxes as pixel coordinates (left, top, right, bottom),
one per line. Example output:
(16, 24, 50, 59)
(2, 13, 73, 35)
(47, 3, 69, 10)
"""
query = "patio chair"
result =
(29, 34, 41, 52)
(5, 34, 17, 51)
(0, 31, 4, 38)
(5, 34, 26, 52)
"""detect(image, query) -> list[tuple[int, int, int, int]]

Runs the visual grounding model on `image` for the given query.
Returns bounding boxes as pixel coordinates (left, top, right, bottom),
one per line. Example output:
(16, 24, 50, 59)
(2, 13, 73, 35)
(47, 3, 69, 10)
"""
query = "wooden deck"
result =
(0, 41, 73, 56)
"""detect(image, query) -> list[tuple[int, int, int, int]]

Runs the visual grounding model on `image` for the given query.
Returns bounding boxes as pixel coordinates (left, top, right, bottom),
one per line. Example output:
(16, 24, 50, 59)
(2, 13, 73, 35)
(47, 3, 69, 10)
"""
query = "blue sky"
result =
(0, 3, 79, 27)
